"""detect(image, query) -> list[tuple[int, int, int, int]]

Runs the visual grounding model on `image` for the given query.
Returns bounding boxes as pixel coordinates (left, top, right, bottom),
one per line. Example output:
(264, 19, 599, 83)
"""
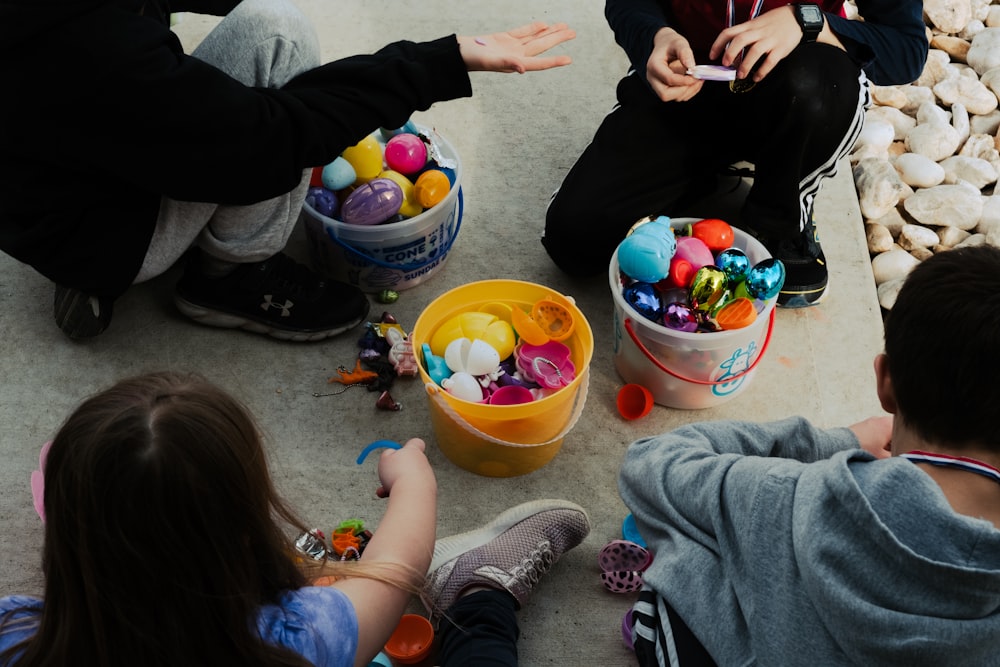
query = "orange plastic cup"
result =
(384, 614, 434, 665)
(617, 384, 654, 420)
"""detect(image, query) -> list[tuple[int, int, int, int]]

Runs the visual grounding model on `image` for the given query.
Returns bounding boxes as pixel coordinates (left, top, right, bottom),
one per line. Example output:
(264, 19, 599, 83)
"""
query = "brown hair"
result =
(0, 371, 419, 666)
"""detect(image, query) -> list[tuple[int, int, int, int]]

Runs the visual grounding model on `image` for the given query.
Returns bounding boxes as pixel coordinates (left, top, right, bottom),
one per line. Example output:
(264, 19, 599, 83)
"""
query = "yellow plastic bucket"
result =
(413, 280, 593, 477)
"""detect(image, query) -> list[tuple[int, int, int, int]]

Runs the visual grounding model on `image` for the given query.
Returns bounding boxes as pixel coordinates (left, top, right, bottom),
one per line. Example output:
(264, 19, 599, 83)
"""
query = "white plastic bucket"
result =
(609, 217, 776, 409)
(301, 128, 462, 293)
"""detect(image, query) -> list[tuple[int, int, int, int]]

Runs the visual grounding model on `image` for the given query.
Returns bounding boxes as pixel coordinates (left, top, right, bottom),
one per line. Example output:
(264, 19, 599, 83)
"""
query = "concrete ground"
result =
(0, 1, 885, 664)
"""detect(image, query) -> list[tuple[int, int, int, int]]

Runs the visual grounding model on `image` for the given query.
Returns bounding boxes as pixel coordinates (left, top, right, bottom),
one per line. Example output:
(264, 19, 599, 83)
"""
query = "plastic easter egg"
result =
(655, 286, 690, 306)
(378, 170, 423, 218)
(321, 157, 357, 192)
(630, 217, 677, 253)
(384, 133, 428, 175)
(441, 372, 484, 402)
(444, 337, 501, 376)
(623, 282, 663, 322)
(715, 248, 751, 283)
(667, 257, 696, 288)
(689, 266, 728, 311)
(691, 218, 734, 252)
(673, 236, 714, 269)
(305, 186, 339, 219)
(430, 312, 515, 360)
(309, 166, 324, 187)
(745, 258, 786, 301)
(663, 301, 699, 332)
(340, 178, 403, 226)
(378, 120, 420, 141)
(488, 385, 534, 405)
(618, 234, 674, 283)
(341, 135, 383, 185)
(413, 169, 451, 208)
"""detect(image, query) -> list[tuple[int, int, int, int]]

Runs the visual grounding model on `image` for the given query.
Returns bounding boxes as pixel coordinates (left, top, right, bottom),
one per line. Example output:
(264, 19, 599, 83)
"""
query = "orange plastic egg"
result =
(691, 218, 735, 252)
(414, 169, 451, 208)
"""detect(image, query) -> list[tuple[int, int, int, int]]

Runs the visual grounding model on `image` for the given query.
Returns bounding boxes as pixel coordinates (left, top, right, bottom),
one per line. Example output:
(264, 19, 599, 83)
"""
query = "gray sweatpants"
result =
(135, 0, 321, 283)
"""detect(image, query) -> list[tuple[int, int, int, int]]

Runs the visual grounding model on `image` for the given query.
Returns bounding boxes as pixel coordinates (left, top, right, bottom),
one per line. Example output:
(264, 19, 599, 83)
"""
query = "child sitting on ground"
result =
(618, 244, 1000, 665)
(0, 371, 589, 666)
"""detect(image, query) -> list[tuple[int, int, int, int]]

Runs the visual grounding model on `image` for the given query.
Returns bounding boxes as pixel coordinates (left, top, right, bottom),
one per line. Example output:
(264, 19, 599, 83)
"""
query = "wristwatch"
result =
(793, 3, 824, 43)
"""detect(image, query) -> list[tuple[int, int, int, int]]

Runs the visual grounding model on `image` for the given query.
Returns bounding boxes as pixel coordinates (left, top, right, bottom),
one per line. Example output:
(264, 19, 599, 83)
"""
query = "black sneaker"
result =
(174, 252, 370, 342)
(749, 219, 828, 308)
(53, 285, 114, 339)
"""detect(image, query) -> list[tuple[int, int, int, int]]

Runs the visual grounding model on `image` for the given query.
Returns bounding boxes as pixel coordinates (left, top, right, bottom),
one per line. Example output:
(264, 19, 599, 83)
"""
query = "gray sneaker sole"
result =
(429, 499, 589, 572)
(175, 296, 367, 342)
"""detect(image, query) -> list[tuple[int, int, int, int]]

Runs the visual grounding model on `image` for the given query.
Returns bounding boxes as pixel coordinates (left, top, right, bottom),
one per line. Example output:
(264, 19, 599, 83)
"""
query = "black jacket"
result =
(0, 0, 472, 297)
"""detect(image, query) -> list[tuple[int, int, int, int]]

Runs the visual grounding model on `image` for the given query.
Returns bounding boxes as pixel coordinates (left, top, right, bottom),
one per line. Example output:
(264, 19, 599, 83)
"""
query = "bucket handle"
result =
(424, 368, 590, 448)
(328, 188, 464, 271)
(623, 307, 775, 386)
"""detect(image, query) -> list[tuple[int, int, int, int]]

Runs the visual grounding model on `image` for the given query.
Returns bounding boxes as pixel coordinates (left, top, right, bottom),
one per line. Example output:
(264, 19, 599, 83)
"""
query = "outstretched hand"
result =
(458, 22, 576, 73)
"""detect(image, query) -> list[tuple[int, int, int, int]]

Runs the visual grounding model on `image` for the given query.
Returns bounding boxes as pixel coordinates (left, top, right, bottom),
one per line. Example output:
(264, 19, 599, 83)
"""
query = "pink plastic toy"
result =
(384, 133, 428, 175)
(388, 334, 419, 376)
(514, 340, 575, 389)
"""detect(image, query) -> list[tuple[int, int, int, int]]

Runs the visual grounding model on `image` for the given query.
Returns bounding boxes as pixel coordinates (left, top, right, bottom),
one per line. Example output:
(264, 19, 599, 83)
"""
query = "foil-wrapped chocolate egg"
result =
(688, 266, 728, 312)
(663, 302, 699, 332)
(715, 248, 750, 283)
(745, 258, 786, 300)
(623, 282, 663, 322)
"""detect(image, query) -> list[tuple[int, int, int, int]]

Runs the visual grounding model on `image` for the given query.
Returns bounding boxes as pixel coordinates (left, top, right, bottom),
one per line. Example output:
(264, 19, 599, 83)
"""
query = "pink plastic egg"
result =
(673, 236, 714, 269)
(340, 178, 403, 226)
(384, 134, 428, 175)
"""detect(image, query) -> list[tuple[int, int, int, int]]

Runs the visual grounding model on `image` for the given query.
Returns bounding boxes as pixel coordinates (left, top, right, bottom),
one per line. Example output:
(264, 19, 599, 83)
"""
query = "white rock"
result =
(972, 0, 991, 23)
(894, 152, 946, 187)
(960, 19, 986, 41)
(937, 225, 972, 247)
(958, 133, 997, 159)
(903, 183, 984, 229)
(872, 248, 921, 285)
(870, 84, 910, 108)
(877, 278, 906, 311)
(866, 222, 895, 253)
(956, 232, 988, 247)
(925, 0, 972, 34)
(854, 158, 906, 219)
(931, 34, 972, 62)
(865, 106, 917, 140)
(855, 120, 896, 154)
(977, 194, 1000, 232)
(952, 102, 971, 146)
(905, 122, 962, 160)
(899, 223, 942, 250)
(910, 246, 935, 261)
(870, 208, 907, 237)
(967, 28, 1000, 75)
(916, 101, 951, 125)
(940, 155, 998, 188)
(914, 49, 954, 88)
(899, 85, 938, 115)
(934, 77, 998, 115)
(970, 108, 1000, 135)
(988, 5, 1000, 28)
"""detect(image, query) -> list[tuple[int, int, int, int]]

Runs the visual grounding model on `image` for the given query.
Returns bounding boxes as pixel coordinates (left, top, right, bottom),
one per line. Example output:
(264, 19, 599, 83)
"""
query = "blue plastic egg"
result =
(340, 178, 404, 226)
(715, 248, 751, 283)
(321, 157, 357, 192)
(623, 282, 663, 322)
(745, 258, 786, 300)
(379, 120, 420, 141)
(305, 186, 339, 219)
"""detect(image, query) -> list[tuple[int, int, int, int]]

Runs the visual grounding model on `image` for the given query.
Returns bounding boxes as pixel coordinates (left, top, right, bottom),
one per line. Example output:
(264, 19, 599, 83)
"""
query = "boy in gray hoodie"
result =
(619, 244, 1000, 666)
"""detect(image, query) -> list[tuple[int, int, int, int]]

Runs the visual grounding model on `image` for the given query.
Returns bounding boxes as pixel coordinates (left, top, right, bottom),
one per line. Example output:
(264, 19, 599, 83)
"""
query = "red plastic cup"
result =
(384, 614, 434, 666)
(617, 384, 654, 420)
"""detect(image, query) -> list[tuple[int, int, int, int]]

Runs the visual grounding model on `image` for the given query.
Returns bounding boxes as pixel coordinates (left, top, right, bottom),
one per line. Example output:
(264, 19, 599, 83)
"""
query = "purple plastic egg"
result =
(340, 178, 404, 226)
(384, 133, 428, 175)
(305, 186, 339, 219)
(663, 302, 699, 332)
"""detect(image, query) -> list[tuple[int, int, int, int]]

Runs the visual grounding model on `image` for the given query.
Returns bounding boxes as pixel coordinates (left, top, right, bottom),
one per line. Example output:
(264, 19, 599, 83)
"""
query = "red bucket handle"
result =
(623, 307, 775, 386)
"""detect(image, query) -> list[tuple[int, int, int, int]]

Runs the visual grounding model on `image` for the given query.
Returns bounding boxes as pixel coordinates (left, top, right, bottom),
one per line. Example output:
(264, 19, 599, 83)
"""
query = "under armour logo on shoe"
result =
(261, 294, 294, 317)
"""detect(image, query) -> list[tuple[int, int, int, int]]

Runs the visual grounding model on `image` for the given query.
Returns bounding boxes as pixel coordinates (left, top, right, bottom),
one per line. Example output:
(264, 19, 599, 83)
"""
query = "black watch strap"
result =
(793, 3, 824, 43)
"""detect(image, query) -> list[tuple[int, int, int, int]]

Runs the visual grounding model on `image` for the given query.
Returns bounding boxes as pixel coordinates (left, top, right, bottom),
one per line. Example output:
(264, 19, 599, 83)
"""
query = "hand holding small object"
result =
(458, 22, 576, 73)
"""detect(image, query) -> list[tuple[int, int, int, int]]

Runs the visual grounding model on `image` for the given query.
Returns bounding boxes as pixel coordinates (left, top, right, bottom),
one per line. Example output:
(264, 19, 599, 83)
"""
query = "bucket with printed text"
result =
(609, 217, 776, 410)
(301, 127, 462, 293)
(413, 280, 594, 477)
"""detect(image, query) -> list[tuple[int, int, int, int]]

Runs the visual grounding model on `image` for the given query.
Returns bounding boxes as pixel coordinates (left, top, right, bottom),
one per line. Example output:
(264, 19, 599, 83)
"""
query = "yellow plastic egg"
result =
(414, 169, 451, 208)
(340, 134, 383, 185)
(430, 312, 516, 360)
(378, 169, 423, 218)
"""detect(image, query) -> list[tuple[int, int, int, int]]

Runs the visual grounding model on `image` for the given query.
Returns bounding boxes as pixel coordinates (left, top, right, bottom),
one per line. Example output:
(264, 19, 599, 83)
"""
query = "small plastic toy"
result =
(617, 232, 675, 283)
(384, 614, 434, 665)
(686, 64, 737, 81)
(429, 311, 515, 360)
(673, 235, 714, 270)
(421, 343, 452, 385)
(305, 186, 339, 219)
(384, 133, 428, 175)
(715, 247, 751, 283)
(441, 371, 485, 402)
(616, 384, 654, 420)
(378, 169, 423, 218)
(599, 539, 653, 593)
(689, 218, 734, 252)
(488, 385, 534, 405)
(376, 390, 402, 411)
(715, 297, 757, 330)
(294, 529, 329, 561)
(329, 359, 379, 385)
(515, 340, 575, 389)
(745, 257, 786, 301)
(663, 301, 699, 332)
(688, 266, 729, 312)
(622, 513, 646, 548)
(531, 299, 574, 341)
(623, 282, 662, 321)
(340, 178, 404, 226)
(510, 306, 550, 346)
(443, 337, 501, 376)
(356, 439, 403, 464)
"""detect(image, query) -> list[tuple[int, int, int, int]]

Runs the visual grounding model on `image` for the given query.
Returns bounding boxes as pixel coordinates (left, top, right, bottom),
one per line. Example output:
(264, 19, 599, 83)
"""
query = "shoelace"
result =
(510, 540, 555, 587)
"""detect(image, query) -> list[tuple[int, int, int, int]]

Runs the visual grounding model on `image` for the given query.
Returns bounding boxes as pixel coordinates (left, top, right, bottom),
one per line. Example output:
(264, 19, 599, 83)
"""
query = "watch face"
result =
(800, 4, 823, 25)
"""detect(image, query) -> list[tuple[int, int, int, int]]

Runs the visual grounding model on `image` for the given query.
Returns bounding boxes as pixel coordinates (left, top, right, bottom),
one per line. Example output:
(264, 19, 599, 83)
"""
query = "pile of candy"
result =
(616, 216, 786, 333)
(295, 519, 372, 563)
(422, 299, 578, 405)
(306, 120, 457, 227)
